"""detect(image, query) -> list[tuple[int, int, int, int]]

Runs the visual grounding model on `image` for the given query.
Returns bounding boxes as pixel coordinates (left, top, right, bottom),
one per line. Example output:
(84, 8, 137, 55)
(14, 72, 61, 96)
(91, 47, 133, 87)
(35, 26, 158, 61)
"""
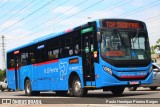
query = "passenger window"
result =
(69, 48, 73, 56)
(75, 44, 79, 54)
(7, 53, 14, 69)
(28, 53, 35, 64)
(9, 59, 14, 68)
(53, 49, 59, 59)
(21, 53, 28, 66)
(61, 47, 69, 57)
(47, 37, 60, 60)
(48, 51, 54, 60)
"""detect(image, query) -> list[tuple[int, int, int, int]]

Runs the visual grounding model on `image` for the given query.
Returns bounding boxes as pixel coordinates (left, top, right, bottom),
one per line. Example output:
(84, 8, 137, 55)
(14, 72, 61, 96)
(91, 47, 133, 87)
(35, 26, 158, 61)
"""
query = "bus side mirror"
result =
(97, 32, 102, 42)
(153, 68, 159, 72)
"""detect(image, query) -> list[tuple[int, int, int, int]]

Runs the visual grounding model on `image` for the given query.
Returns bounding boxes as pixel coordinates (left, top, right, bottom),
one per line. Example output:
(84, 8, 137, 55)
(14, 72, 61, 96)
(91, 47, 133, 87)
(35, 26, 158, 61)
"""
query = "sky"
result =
(0, 0, 160, 69)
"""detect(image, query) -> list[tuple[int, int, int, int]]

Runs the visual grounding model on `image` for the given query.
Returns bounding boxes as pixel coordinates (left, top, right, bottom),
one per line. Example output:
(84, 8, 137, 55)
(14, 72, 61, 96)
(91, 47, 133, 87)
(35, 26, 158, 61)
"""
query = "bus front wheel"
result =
(128, 86, 137, 91)
(72, 76, 87, 97)
(149, 87, 157, 90)
(110, 87, 125, 95)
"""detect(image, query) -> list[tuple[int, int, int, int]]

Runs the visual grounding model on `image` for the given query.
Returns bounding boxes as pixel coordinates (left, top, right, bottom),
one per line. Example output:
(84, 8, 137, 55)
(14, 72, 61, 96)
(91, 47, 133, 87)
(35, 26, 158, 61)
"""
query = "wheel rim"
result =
(26, 82, 30, 94)
(74, 80, 81, 94)
(129, 87, 133, 90)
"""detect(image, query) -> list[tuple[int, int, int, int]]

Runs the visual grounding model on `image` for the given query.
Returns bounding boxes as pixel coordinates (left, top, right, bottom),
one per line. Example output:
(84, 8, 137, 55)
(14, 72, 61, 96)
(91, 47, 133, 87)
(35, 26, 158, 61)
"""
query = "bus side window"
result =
(60, 47, 68, 57)
(75, 44, 79, 54)
(10, 59, 15, 68)
(47, 37, 60, 60)
(53, 49, 59, 59)
(7, 53, 14, 69)
(69, 46, 73, 56)
(48, 51, 55, 60)
(28, 53, 35, 64)
(21, 53, 28, 66)
(9, 59, 14, 68)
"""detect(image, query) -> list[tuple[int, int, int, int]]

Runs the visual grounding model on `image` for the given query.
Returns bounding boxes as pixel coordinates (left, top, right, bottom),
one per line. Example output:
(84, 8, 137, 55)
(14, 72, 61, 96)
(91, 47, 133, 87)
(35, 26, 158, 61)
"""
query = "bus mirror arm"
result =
(97, 32, 102, 43)
(97, 27, 103, 42)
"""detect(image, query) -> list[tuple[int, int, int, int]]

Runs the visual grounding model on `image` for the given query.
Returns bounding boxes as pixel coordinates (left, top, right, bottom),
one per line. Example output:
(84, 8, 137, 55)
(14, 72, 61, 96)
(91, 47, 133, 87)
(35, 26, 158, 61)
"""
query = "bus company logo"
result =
(59, 61, 68, 80)
(2, 99, 12, 104)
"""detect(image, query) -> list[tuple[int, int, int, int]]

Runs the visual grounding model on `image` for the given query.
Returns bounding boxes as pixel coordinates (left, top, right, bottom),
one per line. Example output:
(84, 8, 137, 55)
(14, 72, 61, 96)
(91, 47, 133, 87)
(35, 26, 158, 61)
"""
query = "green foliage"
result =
(151, 38, 160, 54)
(0, 69, 6, 81)
(156, 39, 160, 45)
(155, 38, 160, 50)
(150, 45, 155, 54)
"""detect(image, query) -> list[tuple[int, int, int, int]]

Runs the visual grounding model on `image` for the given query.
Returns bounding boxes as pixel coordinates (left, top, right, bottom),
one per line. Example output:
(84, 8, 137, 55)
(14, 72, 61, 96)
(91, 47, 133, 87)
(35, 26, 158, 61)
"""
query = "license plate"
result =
(129, 81, 139, 85)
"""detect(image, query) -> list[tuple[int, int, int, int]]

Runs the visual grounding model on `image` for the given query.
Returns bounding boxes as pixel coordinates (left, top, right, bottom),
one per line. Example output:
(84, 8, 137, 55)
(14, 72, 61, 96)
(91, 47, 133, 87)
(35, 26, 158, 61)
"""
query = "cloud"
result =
(1, 20, 14, 28)
(130, 0, 146, 7)
(0, 0, 8, 2)
(53, 6, 79, 16)
(0, 19, 30, 50)
(55, 6, 124, 30)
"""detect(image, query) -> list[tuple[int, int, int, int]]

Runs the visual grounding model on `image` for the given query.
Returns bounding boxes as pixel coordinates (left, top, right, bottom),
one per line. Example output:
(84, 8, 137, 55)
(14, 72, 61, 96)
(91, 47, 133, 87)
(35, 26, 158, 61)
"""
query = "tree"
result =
(155, 38, 160, 51)
(151, 45, 155, 54)
(0, 69, 6, 81)
(156, 39, 160, 45)
(150, 38, 160, 54)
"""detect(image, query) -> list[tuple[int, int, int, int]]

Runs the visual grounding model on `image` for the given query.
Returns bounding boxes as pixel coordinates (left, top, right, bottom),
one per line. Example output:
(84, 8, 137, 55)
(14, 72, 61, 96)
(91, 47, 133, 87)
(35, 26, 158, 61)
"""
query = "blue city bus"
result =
(6, 19, 153, 97)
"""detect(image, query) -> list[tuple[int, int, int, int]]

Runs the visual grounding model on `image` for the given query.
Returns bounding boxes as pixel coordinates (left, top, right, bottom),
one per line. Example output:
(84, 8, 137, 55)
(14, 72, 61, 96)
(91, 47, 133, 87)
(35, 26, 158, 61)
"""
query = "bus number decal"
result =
(69, 66, 82, 74)
(44, 68, 58, 74)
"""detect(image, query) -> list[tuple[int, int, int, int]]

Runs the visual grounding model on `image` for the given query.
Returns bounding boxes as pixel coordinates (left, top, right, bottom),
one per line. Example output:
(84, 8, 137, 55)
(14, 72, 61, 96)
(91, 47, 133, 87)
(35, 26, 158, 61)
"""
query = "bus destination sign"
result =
(106, 21, 140, 29)
(102, 20, 145, 29)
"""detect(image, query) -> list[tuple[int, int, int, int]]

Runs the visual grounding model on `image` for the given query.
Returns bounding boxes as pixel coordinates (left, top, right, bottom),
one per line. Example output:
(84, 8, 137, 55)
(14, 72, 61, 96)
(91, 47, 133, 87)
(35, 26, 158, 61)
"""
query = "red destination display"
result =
(106, 21, 140, 29)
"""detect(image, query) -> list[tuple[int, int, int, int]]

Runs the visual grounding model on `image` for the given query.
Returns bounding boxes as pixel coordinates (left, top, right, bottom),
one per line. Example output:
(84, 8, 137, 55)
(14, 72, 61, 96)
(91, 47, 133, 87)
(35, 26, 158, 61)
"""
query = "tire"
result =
(8, 88, 11, 92)
(0, 85, 4, 92)
(25, 79, 40, 96)
(72, 76, 87, 97)
(110, 87, 125, 95)
(68, 88, 74, 96)
(128, 86, 137, 91)
(1, 89, 4, 92)
(149, 87, 157, 90)
(55, 91, 68, 96)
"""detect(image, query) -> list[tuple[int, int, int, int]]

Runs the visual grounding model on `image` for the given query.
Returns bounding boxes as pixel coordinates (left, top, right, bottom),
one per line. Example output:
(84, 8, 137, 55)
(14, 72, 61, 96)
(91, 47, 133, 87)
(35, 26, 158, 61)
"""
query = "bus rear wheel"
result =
(110, 87, 125, 95)
(72, 76, 87, 97)
(25, 79, 40, 96)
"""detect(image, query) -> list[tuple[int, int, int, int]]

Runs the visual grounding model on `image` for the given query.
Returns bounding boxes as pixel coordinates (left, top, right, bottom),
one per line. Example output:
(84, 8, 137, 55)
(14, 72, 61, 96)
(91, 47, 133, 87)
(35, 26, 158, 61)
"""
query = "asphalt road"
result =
(0, 87, 160, 106)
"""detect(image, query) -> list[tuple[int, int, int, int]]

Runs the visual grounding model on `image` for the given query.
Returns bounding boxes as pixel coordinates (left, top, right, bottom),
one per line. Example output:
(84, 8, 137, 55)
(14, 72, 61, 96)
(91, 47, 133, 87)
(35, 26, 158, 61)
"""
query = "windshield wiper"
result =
(133, 29, 140, 43)
(113, 28, 125, 45)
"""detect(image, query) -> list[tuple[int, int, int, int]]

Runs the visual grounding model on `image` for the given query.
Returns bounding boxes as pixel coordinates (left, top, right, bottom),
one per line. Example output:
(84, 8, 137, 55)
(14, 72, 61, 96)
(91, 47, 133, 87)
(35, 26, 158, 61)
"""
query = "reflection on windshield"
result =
(101, 29, 151, 60)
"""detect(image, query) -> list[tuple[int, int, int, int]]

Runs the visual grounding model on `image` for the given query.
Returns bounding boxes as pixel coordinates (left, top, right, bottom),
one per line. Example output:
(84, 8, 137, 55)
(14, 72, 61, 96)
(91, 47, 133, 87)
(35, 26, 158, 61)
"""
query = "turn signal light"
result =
(94, 51, 97, 58)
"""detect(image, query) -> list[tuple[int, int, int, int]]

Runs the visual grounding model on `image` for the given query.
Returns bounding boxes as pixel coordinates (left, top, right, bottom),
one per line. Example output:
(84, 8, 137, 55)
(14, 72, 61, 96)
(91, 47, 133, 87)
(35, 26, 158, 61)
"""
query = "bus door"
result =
(14, 50, 21, 90)
(81, 28, 95, 87)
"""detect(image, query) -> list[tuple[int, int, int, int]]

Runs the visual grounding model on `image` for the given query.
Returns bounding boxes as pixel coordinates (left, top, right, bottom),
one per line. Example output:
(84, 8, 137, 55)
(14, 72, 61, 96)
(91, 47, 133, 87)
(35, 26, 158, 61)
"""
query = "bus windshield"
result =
(100, 29, 151, 60)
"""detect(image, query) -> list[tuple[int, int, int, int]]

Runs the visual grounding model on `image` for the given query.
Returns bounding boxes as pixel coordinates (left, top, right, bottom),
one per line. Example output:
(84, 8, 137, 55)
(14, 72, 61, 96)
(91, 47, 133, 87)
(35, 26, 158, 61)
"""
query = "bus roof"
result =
(7, 18, 145, 53)
(7, 30, 70, 53)
(7, 18, 100, 53)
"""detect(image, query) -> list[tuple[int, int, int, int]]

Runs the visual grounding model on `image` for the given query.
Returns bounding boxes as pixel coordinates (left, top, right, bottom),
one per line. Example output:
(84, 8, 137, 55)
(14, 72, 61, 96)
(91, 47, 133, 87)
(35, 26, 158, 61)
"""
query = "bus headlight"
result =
(103, 66, 112, 75)
(149, 66, 153, 73)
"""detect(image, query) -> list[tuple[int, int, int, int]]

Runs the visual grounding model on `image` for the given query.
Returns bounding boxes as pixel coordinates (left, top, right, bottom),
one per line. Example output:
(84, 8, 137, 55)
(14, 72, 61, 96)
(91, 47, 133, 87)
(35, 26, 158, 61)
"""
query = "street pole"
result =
(51, 0, 54, 32)
(1, 35, 6, 70)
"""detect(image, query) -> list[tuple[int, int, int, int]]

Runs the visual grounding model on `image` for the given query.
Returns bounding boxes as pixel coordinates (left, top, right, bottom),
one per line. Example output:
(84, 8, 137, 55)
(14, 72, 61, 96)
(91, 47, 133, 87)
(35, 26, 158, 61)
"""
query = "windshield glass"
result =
(101, 29, 151, 60)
